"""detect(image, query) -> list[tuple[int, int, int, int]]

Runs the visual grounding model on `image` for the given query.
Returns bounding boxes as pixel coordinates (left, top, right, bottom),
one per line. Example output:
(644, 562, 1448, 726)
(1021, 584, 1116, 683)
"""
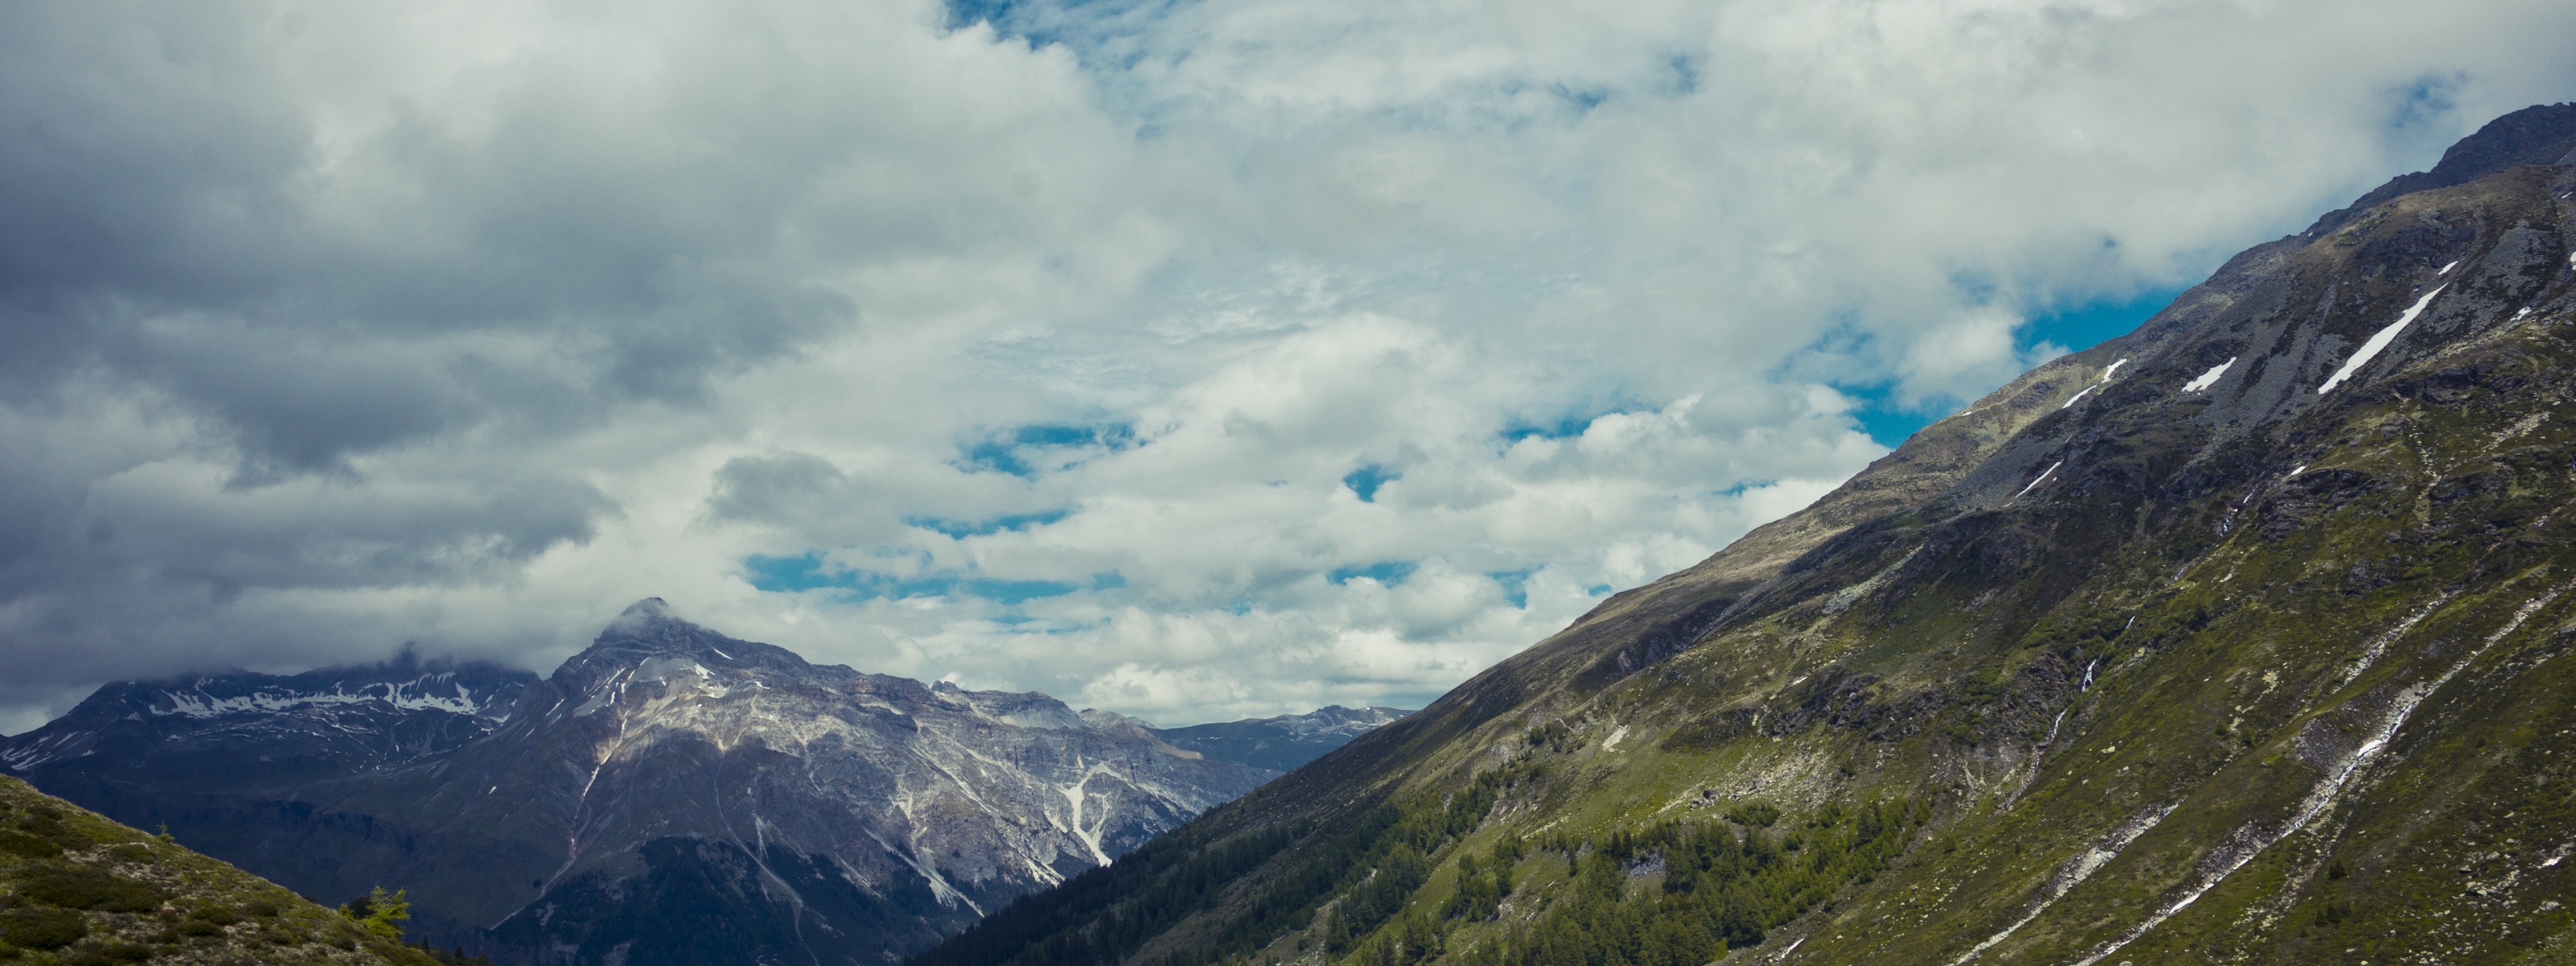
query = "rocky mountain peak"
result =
(2307, 100, 2576, 234)
(553, 597, 821, 691)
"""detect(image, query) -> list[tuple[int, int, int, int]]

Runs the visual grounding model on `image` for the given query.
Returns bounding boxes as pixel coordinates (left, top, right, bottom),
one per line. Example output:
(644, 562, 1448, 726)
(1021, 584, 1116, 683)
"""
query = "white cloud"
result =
(2, 0, 2574, 727)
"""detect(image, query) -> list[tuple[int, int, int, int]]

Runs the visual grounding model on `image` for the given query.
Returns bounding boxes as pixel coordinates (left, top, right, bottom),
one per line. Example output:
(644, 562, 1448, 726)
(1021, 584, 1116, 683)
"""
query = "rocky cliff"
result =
(919, 102, 2576, 966)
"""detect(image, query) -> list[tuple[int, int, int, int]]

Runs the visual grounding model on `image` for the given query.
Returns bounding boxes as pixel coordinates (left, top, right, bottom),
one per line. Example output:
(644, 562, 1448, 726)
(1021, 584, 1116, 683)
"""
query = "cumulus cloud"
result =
(3, 0, 2574, 731)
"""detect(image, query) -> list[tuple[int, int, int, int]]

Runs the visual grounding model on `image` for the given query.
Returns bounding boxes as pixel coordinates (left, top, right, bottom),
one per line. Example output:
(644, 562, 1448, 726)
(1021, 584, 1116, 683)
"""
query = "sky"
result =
(3, 0, 2574, 733)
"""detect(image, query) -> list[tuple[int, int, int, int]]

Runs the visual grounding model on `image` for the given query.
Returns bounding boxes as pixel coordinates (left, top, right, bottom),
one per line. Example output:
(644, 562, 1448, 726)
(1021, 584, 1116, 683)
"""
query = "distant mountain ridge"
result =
(0, 600, 1406, 964)
(1147, 706, 1412, 773)
(0, 654, 533, 791)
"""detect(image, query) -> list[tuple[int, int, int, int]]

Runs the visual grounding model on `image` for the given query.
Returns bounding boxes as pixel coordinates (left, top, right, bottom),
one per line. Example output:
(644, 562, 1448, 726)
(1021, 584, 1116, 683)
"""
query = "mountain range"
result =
(0, 600, 1406, 964)
(919, 102, 2576, 966)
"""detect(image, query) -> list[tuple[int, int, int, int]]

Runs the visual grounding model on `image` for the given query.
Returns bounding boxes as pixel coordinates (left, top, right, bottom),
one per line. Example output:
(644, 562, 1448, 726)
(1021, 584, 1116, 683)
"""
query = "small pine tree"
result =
(341, 886, 411, 940)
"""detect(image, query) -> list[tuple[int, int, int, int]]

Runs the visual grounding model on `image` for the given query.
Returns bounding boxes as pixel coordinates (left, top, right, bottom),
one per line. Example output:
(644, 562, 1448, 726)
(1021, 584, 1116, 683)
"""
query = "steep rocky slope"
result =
(921, 103, 2576, 966)
(6, 602, 1385, 965)
(0, 774, 444, 965)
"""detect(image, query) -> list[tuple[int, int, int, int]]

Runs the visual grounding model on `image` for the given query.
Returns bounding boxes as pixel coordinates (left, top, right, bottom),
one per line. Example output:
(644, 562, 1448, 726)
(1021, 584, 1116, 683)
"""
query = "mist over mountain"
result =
(919, 104, 2576, 966)
(2, 601, 1404, 964)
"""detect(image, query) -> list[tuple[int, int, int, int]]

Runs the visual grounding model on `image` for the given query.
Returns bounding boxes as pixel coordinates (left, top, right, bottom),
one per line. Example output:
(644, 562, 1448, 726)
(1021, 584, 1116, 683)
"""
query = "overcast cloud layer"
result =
(4, 0, 2573, 732)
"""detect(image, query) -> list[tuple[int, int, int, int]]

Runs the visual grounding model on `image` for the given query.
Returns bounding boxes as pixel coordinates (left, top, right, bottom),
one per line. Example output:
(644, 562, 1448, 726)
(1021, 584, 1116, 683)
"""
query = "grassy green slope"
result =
(0, 775, 444, 966)
(921, 130, 2576, 966)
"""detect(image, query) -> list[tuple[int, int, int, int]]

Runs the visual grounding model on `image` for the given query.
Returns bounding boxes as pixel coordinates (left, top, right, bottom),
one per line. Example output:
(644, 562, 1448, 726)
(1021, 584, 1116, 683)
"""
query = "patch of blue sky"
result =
(2020, 287, 2186, 357)
(1500, 413, 1595, 444)
(956, 422, 1135, 478)
(906, 508, 1073, 539)
(1554, 84, 1608, 115)
(1663, 54, 1702, 96)
(1827, 287, 2186, 448)
(1585, 584, 1613, 597)
(1342, 464, 1399, 502)
(742, 552, 1093, 605)
(743, 552, 844, 592)
(1498, 393, 1650, 448)
(941, 0, 1180, 74)
(1328, 560, 1418, 587)
(1825, 381, 1929, 450)
(1486, 566, 1541, 609)
(2386, 72, 2467, 147)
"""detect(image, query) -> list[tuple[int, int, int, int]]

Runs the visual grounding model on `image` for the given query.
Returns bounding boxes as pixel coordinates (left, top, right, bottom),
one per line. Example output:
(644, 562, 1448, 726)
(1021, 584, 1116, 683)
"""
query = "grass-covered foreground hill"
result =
(0, 775, 439, 966)
(918, 103, 2576, 966)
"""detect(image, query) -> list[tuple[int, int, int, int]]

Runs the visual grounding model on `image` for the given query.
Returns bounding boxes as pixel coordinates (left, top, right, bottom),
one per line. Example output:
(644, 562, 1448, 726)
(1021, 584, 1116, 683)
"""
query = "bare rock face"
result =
(2, 602, 1283, 965)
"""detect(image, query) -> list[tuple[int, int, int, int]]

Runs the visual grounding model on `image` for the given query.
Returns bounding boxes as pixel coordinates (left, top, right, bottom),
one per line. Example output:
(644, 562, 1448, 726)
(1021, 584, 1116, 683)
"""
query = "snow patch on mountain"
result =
(2182, 357, 2235, 393)
(2318, 286, 2445, 394)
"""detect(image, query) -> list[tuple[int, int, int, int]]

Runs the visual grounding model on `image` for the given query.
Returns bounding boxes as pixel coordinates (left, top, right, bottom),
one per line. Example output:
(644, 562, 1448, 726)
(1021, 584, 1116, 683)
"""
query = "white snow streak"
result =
(2340, 592, 2457, 687)
(2438, 260, 2458, 275)
(2011, 461, 2063, 502)
(2182, 357, 2235, 394)
(0, 730, 97, 770)
(1946, 804, 2178, 965)
(151, 680, 488, 718)
(2319, 286, 2444, 394)
(1058, 760, 1121, 866)
(2071, 584, 2567, 966)
(2059, 359, 2130, 410)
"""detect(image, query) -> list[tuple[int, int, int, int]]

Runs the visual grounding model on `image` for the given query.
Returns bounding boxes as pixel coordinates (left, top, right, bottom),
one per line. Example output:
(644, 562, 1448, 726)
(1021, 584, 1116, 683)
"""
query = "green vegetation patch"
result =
(0, 906, 90, 950)
(1418, 799, 1922, 966)
(19, 865, 168, 912)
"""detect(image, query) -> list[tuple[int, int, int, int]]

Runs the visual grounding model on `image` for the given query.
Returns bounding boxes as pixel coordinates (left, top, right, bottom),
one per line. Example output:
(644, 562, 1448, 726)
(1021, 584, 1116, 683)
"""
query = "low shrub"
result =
(0, 906, 89, 951)
(20, 865, 169, 912)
